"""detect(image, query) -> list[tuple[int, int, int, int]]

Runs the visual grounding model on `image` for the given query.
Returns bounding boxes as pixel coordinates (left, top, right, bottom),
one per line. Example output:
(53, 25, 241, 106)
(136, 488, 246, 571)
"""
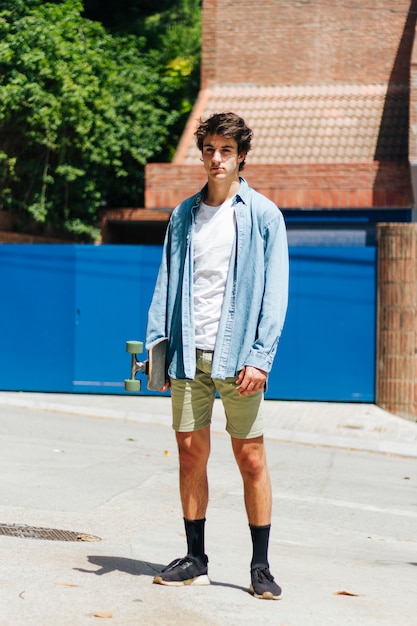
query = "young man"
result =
(146, 112, 289, 599)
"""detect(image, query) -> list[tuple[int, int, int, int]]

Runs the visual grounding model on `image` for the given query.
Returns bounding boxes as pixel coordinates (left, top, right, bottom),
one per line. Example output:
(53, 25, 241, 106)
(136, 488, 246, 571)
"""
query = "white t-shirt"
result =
(193, 198, 236, 350)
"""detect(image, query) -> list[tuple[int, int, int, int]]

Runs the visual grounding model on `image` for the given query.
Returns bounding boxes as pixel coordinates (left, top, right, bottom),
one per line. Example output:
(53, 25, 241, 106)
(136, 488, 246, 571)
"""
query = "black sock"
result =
(184, 518, 206, 559)
(249, 523, 271, 568)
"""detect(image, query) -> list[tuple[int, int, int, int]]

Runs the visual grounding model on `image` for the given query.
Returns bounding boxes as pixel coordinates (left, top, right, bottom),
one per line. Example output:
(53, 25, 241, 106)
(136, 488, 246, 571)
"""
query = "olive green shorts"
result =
(170, 349, 264, 439)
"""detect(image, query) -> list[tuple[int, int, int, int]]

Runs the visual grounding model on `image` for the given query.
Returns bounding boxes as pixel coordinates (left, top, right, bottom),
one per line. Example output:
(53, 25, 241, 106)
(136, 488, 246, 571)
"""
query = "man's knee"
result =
(176, 428, 210, 470)
(233, 437, 267, 478)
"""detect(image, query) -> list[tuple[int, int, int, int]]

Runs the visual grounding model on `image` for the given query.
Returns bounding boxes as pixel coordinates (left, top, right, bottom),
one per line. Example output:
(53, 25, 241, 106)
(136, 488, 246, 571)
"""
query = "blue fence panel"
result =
(0, 245, 75, 391)
(73, 245, 161, 394)
(0, 243, 376, 401)
(267, 246, 376, 402)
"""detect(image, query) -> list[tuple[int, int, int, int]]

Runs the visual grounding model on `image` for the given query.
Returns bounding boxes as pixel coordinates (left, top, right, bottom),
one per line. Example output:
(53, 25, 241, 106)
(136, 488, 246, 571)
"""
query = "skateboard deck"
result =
(147, 337, 168, 391)
(124, 337, 167, 392)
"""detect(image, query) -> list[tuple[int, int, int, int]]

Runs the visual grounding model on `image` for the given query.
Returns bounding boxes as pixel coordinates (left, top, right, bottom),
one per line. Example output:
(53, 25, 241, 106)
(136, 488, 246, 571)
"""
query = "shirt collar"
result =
(194, 177, 249, 210)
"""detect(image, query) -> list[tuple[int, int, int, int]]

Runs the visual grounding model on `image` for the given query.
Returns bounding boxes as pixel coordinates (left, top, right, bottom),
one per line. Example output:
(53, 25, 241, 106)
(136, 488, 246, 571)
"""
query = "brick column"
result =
(376, 223, 417, 421)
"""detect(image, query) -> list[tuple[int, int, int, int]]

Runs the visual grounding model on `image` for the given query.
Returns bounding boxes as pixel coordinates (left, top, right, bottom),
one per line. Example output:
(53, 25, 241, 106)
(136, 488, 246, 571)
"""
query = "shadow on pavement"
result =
(74, 555, 163, 577)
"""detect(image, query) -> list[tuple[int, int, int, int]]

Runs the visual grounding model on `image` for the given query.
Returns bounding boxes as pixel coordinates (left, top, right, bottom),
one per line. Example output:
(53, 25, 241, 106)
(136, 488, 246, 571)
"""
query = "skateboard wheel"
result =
(126, 340, 143, 354)
(124, 378, 141, 392)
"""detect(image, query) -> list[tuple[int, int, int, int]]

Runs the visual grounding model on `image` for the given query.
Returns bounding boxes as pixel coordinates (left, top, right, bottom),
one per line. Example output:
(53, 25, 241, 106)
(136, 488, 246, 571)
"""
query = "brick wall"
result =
(145, 162, 412, 209)
(202, 0, 414, 89)
(377, 223, 417, 420)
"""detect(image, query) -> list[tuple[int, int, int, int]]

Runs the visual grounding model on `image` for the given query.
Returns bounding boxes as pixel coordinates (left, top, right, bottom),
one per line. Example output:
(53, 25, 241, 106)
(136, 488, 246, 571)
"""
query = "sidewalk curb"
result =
(2, 393, 417, 458)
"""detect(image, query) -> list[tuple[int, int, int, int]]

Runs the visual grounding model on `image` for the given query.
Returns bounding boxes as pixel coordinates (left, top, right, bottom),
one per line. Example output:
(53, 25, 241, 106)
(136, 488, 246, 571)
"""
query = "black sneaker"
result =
(153, 555, 210, 587)
(249, 565, 282, 600)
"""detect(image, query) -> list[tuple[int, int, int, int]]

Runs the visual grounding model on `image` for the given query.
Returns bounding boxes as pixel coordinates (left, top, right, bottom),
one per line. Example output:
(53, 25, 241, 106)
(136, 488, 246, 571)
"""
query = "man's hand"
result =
(235, 366, 267, 396)
(159, 380, 170, 393)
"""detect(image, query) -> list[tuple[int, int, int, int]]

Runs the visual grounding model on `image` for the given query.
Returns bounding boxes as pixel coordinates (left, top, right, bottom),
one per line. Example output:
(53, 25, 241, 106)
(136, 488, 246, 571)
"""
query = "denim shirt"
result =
(146, 177, 289, 380)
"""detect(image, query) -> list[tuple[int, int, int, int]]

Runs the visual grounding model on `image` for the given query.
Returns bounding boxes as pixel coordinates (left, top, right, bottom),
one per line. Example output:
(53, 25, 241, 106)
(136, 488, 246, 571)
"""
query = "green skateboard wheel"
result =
(124, 378, 141, 392)
(126, 340, 143, 354)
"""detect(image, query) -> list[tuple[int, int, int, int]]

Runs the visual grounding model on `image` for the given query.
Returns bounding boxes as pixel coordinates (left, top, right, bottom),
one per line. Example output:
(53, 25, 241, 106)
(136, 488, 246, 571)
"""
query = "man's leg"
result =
(176, 427, 210, 572)
(153, 359, 214, 587)
(153, 427, 211, 587)
(232, 435, 282, 600)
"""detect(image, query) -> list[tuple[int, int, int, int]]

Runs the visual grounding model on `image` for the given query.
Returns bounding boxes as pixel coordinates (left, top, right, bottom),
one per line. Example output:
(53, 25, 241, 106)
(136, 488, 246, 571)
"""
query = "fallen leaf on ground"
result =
(54, 581, 79, 587)
(93, 612, 113, 619)
(333, 590, 359, 597)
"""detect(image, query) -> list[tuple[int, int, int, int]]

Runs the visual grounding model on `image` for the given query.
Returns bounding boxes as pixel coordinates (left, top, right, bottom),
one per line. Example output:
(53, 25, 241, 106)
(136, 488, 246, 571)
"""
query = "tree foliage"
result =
(0, 0, 201, 240)
(84, 0, 202, 158)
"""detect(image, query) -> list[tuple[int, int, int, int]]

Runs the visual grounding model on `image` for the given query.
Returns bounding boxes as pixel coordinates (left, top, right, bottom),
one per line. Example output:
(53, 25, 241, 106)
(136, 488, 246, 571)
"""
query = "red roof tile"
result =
(177, 84, 408, 164)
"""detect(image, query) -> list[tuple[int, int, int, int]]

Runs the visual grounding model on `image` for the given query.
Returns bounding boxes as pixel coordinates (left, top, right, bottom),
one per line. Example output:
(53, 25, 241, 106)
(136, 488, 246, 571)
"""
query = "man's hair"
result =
(194, 112, 253, 171)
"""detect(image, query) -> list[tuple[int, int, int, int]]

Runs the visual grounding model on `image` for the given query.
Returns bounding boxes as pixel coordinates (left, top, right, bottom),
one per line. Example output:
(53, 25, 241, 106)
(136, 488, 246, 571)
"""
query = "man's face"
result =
(201, 134, 245, 182)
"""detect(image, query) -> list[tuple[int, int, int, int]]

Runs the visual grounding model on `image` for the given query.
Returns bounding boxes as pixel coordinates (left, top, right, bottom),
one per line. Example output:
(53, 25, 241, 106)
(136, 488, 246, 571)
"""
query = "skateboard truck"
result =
(124, 341, 147, 392)
(124, 337, 167, 392)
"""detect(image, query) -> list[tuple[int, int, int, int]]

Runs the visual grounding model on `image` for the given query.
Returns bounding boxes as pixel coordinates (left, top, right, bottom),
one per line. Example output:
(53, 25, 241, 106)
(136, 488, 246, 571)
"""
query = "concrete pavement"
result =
(0, 391, 416, 625)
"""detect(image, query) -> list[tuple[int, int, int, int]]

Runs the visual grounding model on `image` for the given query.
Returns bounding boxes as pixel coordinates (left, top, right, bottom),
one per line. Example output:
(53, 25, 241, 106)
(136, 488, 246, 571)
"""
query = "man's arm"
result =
(145, 222, 171, 350)
(240, 210, 289, 393)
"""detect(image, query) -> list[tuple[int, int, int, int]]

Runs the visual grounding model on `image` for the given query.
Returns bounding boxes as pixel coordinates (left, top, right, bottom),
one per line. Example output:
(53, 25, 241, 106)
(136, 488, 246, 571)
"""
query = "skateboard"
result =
(124, 337, 168, 392)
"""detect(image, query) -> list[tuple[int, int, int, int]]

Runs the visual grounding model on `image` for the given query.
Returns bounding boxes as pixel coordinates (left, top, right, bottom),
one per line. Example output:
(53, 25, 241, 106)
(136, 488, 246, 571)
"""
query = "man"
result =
(146, 112, 289, 600)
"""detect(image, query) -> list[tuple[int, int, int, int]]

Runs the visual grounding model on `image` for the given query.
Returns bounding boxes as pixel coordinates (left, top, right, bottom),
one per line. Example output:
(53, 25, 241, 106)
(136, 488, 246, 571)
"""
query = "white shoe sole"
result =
(249, 584, 283, 600)
(153, 574, 210, 587)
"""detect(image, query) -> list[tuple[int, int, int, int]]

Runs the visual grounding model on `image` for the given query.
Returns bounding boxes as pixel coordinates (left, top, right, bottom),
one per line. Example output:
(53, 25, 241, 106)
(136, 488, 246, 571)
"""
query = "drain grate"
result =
(0, 523, 101, 542)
